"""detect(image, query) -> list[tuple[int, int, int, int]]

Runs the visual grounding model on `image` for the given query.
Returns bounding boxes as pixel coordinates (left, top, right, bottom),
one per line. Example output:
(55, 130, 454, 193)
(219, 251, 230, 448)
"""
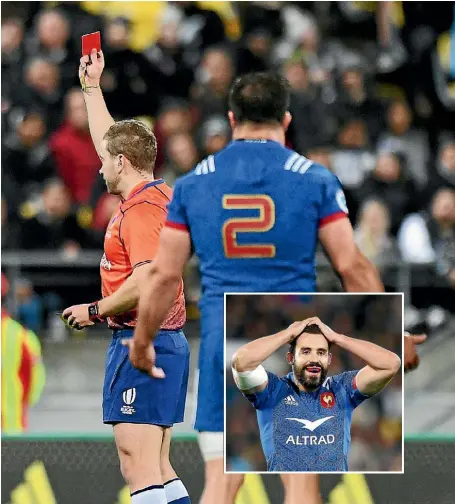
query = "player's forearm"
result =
(83, 86, 115, 154)
(134, 268, 180, 345)
(334, 334, 401, 371)
(98, 273, 139, 317)
(340, 253, 384, 292)
(232, 330, 291, 372)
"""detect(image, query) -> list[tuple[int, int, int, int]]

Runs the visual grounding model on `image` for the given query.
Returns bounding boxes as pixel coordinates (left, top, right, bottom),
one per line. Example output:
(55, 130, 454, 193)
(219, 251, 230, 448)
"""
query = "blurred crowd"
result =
(1, 2, 455, 328)
(225, 294, 403, 472)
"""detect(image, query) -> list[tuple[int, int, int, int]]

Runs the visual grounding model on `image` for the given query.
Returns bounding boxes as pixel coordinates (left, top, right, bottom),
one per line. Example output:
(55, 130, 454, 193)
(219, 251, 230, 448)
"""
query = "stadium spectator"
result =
(24, 9, 76, 89)
(176, 1, 226, 66)
(153, 99, 194, 173)
(49, 88, 100, 204)
(285, 58, 331, 153)
(11, 58, 64, 132)
(355, 198, 400, 270)
(161, 132, 200, 187)
(331, 117, 376, 220)
(398, 188, 455, 310)
(236, 27, 273, 75)
(335, 60, 385, 144)
(19, 178, 89, 251)
(358, 152, 418, 235)
(2, 111, 56, 201)
(421, 140, 455, 206)
(143, 6, 194, 101)
(14, 278, 43, 334)
(199, 115, 230, 157)
(1, 18, 25, 101)
(101, 17, 162, 118)
(429, 188, 455, 287)
(377, 99, 430, 188)
(239, 2, 283, 43)
(1, 273, 46, 434)
(191, 46, 235, 121)
(292, 16, 337, 86)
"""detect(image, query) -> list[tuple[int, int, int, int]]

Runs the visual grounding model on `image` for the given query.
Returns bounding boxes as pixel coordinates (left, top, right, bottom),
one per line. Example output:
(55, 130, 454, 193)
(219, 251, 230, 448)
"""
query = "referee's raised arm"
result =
(79, 49, 115, 155)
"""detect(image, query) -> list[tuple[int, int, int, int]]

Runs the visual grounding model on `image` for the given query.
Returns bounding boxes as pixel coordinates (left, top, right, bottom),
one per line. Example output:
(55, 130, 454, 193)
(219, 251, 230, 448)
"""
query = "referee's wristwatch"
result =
(88, 301, 105, 323)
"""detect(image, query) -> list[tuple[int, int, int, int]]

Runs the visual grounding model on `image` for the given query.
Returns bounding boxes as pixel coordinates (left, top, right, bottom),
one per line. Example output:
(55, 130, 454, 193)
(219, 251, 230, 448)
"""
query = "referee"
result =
(61, 49, 191, 504)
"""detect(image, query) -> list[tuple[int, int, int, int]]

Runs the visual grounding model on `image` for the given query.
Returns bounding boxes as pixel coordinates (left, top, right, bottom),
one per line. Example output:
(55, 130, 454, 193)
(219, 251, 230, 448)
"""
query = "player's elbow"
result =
(335, 249, 366, 276)
(337, 250, 383, 291)
(232, 348, 250, 373)
(388, 353, 402, 374)
(150, 262, 180, 288)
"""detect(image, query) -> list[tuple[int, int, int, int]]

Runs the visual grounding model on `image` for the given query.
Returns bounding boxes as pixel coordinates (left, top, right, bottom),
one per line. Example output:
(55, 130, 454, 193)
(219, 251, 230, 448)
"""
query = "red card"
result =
(82, 31, 101, 56)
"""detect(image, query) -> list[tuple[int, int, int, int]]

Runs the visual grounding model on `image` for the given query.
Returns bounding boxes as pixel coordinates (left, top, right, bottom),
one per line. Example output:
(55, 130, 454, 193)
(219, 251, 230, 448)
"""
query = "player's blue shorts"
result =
(194, 299, 224, 432)
(103, 328, 189, 426)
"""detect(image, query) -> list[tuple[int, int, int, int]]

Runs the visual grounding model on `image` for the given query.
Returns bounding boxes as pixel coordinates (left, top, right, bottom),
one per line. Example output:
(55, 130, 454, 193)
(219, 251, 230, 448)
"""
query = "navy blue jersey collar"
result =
(232, 138, 281, 146)
(125, 179, 164, 201)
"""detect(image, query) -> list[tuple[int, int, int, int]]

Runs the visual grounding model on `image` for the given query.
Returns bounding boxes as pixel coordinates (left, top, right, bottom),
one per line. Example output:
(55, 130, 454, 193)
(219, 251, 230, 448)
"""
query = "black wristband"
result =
(88, 302, 104, 323)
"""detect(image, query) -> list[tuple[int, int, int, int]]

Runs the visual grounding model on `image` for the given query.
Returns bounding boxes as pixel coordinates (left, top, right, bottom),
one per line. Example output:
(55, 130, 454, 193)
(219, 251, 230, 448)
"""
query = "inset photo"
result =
(225, 293, 403, 473)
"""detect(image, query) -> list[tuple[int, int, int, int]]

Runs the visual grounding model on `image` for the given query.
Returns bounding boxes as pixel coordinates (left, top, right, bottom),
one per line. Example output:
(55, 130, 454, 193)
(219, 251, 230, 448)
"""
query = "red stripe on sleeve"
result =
(319, 212, 347, 228)
(352, 375, 358, 390)
(165, 221, 189, 232)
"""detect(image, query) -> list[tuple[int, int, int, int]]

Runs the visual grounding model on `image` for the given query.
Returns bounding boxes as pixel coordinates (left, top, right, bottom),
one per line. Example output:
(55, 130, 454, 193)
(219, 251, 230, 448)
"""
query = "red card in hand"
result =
(82, 31, 101, 56)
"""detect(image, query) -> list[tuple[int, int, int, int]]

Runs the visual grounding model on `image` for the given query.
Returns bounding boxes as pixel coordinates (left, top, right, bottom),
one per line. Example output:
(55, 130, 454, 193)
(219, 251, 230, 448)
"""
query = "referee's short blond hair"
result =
(104, 119, 157, 174)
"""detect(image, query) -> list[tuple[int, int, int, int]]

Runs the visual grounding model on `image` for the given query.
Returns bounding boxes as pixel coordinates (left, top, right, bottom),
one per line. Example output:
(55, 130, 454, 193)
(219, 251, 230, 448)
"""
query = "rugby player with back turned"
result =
(124, 70, 393, 504)
(61, 49, 191, 504)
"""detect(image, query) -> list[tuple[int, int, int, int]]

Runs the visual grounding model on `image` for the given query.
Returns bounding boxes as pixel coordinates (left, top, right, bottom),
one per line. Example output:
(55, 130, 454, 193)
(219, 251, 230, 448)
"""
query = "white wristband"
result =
(232, 365, 268, 390)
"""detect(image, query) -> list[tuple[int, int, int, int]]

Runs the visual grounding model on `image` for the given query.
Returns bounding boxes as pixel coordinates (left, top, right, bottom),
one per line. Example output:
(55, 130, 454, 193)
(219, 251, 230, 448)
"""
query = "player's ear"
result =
(283, 111, 292, 132)
(286, 351, 294, 366)
(117, 154, 128, 173)
(228, 111, 236, 130)
(327, 353, 332, 366)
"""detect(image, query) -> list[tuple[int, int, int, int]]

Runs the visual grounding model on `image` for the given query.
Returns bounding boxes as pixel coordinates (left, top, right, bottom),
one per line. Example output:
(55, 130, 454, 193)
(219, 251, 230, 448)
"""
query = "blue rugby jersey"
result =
(166, 139, 348, 300)
(245, 370, 369, 471)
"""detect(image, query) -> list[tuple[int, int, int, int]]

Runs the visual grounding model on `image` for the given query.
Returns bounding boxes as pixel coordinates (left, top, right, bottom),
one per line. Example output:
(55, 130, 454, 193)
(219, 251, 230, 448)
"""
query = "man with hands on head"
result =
(232, 317, 402, 472)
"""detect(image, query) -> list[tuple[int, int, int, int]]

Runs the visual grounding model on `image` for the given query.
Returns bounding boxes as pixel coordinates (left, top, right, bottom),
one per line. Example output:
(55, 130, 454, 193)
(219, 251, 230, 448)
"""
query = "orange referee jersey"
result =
(100, 179, 185, 329)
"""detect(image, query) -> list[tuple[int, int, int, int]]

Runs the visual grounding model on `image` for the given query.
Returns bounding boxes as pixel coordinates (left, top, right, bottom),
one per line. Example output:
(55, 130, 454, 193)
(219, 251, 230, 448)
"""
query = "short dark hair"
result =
(103, 119, 157, 174)
(289, 324, 331, 356)
(228, 72, 291, 125)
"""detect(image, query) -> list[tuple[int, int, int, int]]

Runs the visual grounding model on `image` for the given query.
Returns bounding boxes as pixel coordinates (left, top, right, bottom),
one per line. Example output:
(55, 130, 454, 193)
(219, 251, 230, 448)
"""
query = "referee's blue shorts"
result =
(103, 328, 190, 426)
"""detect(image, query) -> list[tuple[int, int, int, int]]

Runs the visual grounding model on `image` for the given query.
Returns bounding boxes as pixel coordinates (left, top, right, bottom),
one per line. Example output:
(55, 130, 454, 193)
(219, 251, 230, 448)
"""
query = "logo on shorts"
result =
(123, 388, 136, 405)
(121, 388, 136, 415)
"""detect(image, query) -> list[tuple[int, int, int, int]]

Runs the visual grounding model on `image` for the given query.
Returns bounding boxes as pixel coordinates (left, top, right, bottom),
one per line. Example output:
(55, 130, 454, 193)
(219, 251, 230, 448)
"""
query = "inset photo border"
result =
(224, 293, 404, 474)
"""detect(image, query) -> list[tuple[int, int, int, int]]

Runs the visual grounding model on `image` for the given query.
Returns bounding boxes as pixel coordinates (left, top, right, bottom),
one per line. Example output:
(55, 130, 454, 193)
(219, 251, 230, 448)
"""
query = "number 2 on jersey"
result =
(222, 195, 276, 258)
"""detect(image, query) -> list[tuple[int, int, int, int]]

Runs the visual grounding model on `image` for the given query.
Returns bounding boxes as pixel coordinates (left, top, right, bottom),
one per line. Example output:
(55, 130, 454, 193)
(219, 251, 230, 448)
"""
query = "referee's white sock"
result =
(164, 478, 191, 503)
(131, 485, 167, 503)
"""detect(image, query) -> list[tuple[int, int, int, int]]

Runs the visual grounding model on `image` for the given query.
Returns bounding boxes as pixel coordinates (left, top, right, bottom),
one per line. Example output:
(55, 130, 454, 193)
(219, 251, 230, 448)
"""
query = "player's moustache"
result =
(305, 362, 322, 371)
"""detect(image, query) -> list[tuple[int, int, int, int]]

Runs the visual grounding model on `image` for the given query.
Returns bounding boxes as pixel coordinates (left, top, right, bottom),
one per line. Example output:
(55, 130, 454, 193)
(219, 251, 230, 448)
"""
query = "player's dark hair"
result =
(289, 324, 331, 356)
(228, 72, 291, 125)
(104, 119, 157, 174)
